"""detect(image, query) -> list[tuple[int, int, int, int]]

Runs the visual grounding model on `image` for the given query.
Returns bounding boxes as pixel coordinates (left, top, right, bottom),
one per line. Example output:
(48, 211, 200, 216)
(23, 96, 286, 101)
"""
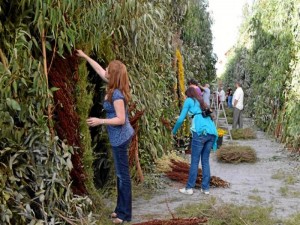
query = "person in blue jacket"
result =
(172, 87, 218, 195)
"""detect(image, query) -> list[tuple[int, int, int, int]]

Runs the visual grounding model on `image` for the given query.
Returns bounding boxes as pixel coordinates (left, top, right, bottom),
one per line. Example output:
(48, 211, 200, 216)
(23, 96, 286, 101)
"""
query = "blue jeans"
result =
(112, 138, 132, 221)
(228, 96, 233, 108)
(186, 132, 216, 191)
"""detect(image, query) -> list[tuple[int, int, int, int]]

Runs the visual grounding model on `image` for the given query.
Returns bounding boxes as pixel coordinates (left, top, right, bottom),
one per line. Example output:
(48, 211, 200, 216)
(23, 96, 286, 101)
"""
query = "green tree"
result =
(181, 0, 217, 83)
(0, 0, 217, 223)
(221, 0, 300, 150)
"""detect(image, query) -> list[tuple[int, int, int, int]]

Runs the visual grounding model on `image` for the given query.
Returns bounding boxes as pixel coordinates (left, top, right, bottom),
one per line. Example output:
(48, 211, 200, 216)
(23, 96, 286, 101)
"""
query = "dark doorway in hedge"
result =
(86, 55, 112, 189)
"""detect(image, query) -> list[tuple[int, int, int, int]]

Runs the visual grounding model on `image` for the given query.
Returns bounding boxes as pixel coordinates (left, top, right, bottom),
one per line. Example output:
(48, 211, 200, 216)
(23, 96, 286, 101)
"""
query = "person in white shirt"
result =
(232, 82, 244, 129)
(218, 87, 226, 109)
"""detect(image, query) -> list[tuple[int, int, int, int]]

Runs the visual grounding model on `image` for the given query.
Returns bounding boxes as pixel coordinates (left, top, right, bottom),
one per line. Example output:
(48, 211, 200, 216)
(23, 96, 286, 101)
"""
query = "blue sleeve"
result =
(212, 136, 218, 152)
(112, 89, 124, 102)
(172, 98, 192, 135)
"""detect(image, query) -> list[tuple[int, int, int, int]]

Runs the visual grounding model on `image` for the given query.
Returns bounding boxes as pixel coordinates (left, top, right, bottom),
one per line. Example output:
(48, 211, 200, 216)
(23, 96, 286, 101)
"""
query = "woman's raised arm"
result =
(76, 49, 108, 83)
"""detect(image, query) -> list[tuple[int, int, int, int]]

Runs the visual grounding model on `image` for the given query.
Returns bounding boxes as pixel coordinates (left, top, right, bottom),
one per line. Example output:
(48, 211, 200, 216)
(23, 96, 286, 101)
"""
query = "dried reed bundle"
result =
(155, 153, 188, 173)
(231, 128, 256, 139)
(216, 145, 257, 163)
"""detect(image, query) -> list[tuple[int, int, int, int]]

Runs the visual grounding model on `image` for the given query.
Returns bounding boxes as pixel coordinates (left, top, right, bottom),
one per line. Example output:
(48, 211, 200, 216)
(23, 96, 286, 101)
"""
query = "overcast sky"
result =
(208, 0, 254, 61)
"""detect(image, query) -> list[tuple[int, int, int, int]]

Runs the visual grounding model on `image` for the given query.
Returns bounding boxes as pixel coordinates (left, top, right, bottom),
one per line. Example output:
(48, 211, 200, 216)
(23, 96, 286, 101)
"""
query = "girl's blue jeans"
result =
(186, 132, 216, 191)
(112, 138, 132, 221)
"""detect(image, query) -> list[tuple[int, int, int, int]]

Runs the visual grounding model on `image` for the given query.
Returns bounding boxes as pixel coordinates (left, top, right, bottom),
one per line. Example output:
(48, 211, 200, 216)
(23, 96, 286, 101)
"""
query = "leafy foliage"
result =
(0, 139, 96, 224)
(0, 0, 217, 223)
(221, 0, 300, 150)
(83, 0, 216, 168)
(181, 0, 217, 83)
(0, 0, 103, 223)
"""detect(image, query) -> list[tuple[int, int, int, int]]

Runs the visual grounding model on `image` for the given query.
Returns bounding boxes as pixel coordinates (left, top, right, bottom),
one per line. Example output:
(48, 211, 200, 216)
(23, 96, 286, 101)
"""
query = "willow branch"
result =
(41, 28, 54, 138)
(0, 48, 8, 69)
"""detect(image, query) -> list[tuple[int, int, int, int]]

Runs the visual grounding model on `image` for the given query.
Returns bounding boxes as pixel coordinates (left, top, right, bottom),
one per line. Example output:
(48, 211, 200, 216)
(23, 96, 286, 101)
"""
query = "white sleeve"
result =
(234, 89, 241, 100)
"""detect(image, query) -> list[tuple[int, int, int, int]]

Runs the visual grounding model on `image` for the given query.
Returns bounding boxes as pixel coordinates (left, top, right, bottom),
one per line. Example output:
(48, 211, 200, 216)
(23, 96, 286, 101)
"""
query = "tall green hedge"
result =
(222, 0, 300, 150)
(182, 0, 216, 83)
(0, 0, 215, 223)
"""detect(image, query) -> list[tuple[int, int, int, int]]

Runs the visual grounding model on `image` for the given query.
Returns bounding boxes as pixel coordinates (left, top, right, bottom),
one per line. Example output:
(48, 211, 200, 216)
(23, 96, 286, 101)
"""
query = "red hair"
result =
(106, 60, 131, 104)
(185, 87, 208, 110)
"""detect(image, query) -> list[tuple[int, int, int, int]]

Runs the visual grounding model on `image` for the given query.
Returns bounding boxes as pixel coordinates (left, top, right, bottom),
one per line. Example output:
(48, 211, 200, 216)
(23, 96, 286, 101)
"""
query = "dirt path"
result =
(131, 118, 300, 223)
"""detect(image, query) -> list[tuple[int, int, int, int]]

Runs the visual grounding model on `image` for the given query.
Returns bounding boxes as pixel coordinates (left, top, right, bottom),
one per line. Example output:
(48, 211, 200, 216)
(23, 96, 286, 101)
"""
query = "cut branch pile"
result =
(216, 145, 257, 164)
(133, 217, 208, 225)
(165, 159, 230, 188)
(155, 152, 189, 173)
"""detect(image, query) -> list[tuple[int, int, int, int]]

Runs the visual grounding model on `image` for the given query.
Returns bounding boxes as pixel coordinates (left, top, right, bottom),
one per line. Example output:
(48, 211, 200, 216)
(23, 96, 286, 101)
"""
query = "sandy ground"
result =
(131, 118, 300, 223)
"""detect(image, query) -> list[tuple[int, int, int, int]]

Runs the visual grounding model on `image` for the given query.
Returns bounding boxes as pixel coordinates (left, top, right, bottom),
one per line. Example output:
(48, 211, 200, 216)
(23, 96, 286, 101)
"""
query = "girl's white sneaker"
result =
(179, 188, 193, 195)
(201, 189, 210, 195)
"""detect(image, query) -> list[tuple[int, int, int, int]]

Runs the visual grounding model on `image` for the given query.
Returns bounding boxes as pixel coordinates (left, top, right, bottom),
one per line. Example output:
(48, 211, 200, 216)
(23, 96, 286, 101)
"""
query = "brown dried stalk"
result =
(166, 160, 230, 188)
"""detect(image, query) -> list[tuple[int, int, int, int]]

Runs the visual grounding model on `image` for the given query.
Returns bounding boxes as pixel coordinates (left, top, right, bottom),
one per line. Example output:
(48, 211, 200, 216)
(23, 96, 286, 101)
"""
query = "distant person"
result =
(219, 87, 226, 108)
(232, 82, 244, 129)
(199, 83, 211, 107)
(188, 78, 202, 96)
(213, 90, 219, 107)
(226, 88, 233, 108)
(172, 87, 217, 195)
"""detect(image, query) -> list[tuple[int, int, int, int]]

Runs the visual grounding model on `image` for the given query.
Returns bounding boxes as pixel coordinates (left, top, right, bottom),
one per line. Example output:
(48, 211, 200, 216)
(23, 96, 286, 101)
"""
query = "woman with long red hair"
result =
(76, 50, 134, 224)
(172, 87, 217, 196)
